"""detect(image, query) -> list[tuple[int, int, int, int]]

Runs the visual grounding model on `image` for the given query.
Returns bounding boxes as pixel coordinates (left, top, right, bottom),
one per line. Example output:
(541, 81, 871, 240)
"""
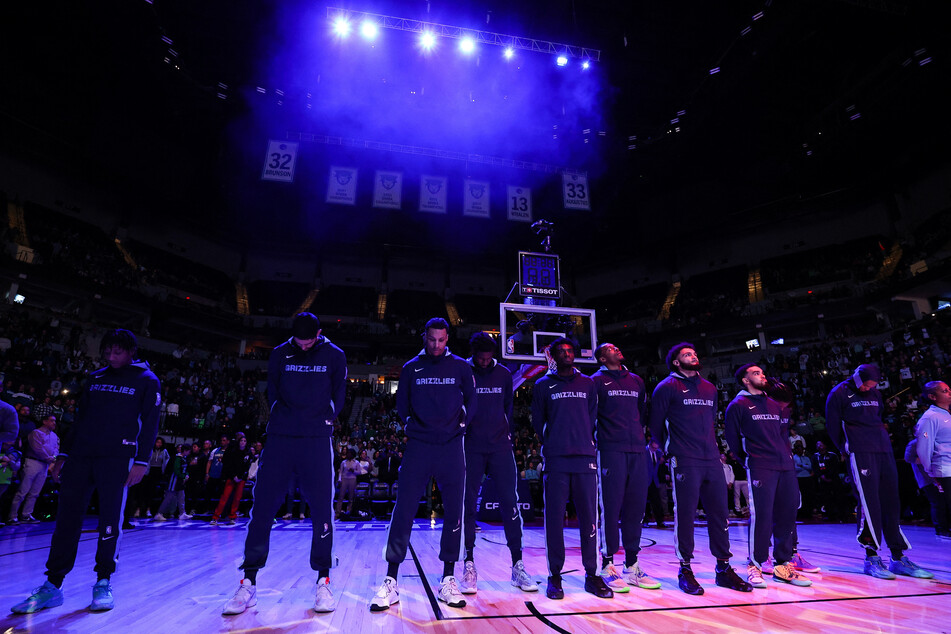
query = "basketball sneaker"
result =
(370, 576, 399, 612)
(222, 579, 257, 615)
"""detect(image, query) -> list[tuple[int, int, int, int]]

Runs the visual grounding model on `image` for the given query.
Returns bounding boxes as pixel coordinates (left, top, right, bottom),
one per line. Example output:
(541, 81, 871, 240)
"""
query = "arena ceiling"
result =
(2, 0, 948, 264)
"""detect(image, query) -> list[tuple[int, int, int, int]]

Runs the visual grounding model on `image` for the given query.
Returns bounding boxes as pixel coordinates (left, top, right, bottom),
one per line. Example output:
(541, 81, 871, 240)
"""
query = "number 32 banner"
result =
(261, 140, 299, 182)
(562, 173, 590, 210)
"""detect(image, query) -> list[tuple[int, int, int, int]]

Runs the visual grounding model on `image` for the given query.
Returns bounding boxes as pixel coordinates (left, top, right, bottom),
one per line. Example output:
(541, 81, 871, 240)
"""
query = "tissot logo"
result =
(520, 286, 558, 295)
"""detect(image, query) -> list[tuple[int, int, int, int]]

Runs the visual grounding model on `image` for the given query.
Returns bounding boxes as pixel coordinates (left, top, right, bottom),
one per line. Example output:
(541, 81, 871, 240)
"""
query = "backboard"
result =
(499, 302, 598, 364)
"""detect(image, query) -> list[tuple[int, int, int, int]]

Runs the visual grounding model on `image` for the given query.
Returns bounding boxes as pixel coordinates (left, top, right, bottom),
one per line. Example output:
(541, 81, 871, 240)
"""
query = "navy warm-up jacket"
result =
(531, 368, 598, 472)
(267, 336, 348, 438)
(825, 378, 890, 454)
(61, 360, 162, 466)
(466, 358, 514, 453)
(724, 390, 794, 471)
(648, 372, 720, 466)
(397, 348, 476, 445)
(591, 366, 647, 453)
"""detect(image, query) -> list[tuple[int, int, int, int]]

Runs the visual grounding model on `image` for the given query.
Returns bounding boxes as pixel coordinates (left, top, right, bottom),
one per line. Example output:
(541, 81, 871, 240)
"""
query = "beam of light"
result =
(420, 31, 436, 50)
(332, 17, 351, 37)
(460, 37, 475, 54)
(556, 55, 568, 66)
(360, 21, 379, 40)
(503, 47, 514, 60)
(581, 60, 590, 69)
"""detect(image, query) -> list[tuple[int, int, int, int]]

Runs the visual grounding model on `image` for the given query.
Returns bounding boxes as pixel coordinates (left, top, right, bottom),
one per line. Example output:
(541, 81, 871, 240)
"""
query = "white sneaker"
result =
(761, 558, 774, 575)
(600, 563, 630, 593)
(747, 563, 767, 589)
(511, 560, 539, 592)
(459, 561, 478, 594)
(283, 513, 293, 520)
(314, 577, 335, 612)
(179, 513, 193, 520)
(152, 513, 167, 522)
(222, 579, 257, 615)
(437, 576, 466, 608)
(370, 576, 399, 612)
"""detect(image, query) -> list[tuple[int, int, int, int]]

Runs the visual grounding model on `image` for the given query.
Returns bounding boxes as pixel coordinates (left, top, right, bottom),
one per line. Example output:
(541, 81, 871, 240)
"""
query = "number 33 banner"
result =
(261, 140, 299, 182)
(562, 173, 590, 210)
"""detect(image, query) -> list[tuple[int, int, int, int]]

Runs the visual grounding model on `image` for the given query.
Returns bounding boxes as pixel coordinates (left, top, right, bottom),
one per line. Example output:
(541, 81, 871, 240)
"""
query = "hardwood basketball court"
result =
(1, 519, 948, 633)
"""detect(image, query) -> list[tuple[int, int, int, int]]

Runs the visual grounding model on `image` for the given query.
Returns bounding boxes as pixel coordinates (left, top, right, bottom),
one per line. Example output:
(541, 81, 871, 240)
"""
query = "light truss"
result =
(287, 132, 587, 175)
(326, 7, 601, 62)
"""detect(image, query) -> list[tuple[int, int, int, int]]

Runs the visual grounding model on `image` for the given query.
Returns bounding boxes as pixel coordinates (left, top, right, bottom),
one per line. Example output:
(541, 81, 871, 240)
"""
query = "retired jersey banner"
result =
(373, 171, 403, 209)
(419, 175, 448, 213)
(261, 140, 299, 182)
(463, 180, 491, 218)
(507, 185, 532, 222)
(562, 173, 590, 210)
(326, 166, 358, 205)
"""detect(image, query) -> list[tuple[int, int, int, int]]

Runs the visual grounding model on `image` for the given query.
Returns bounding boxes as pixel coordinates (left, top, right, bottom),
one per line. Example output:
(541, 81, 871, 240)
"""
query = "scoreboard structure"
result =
(517, 251, 561, 300)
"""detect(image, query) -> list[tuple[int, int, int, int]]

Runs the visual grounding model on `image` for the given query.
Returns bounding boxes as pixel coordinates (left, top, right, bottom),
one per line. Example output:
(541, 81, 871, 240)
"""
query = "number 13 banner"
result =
(507, 185, 532, 222)
(562, 173, 590, 210)
(261, 140, 299, 182)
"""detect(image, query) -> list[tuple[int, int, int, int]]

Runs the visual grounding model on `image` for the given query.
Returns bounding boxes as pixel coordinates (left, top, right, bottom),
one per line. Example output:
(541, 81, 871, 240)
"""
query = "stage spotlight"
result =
(332, 17, 351, 37)
(503, 47, 514, 60)
(582, 60, 590, 69)
(361, 21, 379, 39)
(460, 37, 475, 53)
(420, 31, 436, 50)
(556, 55, 568, 66)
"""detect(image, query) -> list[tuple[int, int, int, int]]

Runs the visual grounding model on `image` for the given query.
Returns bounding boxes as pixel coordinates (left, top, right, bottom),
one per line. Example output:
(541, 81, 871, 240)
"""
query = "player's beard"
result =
(681, 361, 703, 372)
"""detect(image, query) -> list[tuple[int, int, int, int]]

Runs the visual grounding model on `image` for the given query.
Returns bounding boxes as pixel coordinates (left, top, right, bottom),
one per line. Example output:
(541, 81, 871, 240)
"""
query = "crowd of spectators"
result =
(0, 305, 275, 522)
(2, 170, 950, 538)
(1, 266, 949, 530)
